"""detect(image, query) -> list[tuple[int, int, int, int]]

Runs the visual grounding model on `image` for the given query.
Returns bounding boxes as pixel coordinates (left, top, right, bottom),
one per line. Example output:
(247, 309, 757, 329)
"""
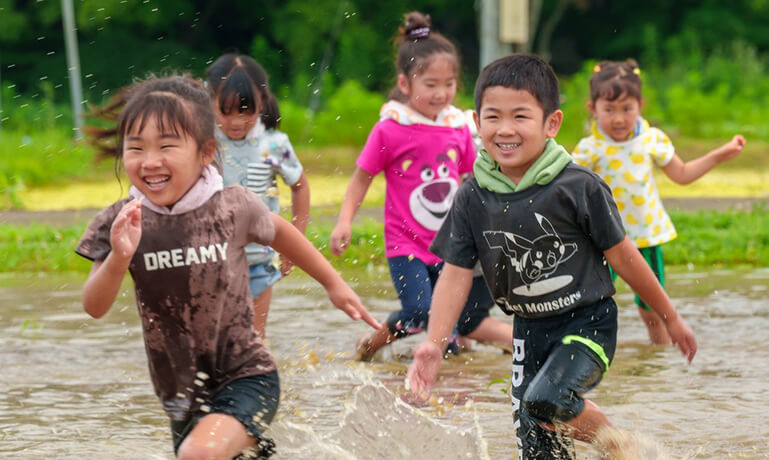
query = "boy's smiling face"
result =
(474, 86, 562, 184)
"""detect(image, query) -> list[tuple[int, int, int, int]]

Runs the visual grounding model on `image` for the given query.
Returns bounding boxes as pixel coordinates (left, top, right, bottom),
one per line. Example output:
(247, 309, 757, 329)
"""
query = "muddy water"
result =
(1, 267, 768, 459)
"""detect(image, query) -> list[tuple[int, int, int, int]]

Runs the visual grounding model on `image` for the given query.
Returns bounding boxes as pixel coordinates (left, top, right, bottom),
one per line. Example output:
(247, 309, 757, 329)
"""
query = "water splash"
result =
(593, 427, 681, 460)
(269, 372, 489, 460)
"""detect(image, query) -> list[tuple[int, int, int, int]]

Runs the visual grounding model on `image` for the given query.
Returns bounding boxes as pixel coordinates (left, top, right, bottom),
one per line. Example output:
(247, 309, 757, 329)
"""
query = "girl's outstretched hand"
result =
(110, 199, 142, 259)
(326, 281, 381, 330)
(407, 341, 443, 399)
(329, 222, 352, 256)
(665, 315, 697, 363)
(715, 134, 746, 163)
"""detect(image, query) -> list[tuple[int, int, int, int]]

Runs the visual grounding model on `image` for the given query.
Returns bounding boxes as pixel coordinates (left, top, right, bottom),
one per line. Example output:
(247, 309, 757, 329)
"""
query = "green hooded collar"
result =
(473, 138, 572, 193)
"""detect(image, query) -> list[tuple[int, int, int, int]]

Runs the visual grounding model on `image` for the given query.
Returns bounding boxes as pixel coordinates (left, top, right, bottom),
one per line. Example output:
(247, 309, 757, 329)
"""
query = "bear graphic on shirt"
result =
(402, 146, 460, 231)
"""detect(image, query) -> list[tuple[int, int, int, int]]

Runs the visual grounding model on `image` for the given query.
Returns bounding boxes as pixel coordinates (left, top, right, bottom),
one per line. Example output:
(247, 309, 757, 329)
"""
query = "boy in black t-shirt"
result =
(407, 54, 697, 459)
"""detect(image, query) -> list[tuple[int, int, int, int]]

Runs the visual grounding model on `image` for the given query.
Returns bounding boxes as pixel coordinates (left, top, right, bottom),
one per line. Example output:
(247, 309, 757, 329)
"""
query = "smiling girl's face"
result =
(398, 53, 457, 120)
(589, 92, 642, 142)
(123, 114, 214, 208)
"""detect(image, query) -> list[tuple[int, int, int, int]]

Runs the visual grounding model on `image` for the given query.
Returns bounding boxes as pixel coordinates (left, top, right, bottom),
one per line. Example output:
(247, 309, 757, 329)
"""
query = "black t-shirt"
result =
(430, 164, 626, 319)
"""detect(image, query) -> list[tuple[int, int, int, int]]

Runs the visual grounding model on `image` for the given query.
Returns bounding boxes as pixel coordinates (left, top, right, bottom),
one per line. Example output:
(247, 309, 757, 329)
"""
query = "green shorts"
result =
(610, 245, 665, 311)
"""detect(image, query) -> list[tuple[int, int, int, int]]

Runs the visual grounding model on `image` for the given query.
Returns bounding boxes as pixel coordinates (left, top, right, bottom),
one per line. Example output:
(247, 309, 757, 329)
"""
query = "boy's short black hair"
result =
(474, 54, 560, 118)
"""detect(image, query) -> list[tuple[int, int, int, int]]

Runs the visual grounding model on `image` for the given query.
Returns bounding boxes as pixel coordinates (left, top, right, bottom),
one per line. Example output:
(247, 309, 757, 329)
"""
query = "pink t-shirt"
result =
(357, 118, 476, 265)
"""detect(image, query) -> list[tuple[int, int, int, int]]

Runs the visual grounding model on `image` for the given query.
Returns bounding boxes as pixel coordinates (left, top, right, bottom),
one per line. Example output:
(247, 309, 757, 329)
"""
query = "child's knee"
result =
(177, 441, 222, 460)
(523, 375, 582, 424)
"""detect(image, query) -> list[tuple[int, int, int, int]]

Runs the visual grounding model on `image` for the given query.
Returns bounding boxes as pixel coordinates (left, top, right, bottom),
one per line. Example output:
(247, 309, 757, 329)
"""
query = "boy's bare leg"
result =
(356, 327, 396, 361)
(555, 400, 636, 459)
(462, 317, 513, 349)
(638, 308, 672, 345)
(252, 286, 273, 339)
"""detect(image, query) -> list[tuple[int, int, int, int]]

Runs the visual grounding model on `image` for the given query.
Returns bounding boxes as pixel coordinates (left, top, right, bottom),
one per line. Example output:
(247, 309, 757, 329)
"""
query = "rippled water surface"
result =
(1, 268, 768, 459)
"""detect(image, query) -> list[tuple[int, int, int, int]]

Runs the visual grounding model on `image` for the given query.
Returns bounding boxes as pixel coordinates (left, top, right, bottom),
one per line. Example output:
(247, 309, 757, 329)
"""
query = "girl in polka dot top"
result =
(572, 59, 745, 344)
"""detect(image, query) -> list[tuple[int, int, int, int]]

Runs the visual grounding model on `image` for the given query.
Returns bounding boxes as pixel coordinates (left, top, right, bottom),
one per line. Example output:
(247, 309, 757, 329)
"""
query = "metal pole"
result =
(61, 0, 84, 139)
(480, 0, 513, 70)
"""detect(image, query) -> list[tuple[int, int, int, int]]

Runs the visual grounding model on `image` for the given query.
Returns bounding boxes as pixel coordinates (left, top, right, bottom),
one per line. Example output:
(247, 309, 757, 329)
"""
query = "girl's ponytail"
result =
(260, 89, 281, 130)
(388, 11, 459, 102)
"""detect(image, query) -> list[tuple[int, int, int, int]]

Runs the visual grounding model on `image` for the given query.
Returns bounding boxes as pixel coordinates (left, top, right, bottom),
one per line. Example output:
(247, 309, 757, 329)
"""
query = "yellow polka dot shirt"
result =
(572, 118, 677, 248)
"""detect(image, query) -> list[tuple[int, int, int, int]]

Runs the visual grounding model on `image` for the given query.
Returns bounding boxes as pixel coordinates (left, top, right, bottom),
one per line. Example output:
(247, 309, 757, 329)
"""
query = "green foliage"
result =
(306, 218, 386, 271)
(20, 317, 43, 337)
(557, 41, 769, 149)
(487, 375, 511, 394)
(0, 218, 385, 274)
(0, 130, 96, 183)
(0, 223, 92, 272)
(0, 75, 105, 207)
(297, 79, 383, 146)
(1, 81, 73, 131)
(665, 206, 769, 266)
(3, 207, 768, 274)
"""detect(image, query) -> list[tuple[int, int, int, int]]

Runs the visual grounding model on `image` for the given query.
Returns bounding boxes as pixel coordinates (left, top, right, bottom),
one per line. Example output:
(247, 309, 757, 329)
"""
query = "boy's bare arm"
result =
(604, 237, 697, 361)
(408, 263, 473, 396)
(662, 134, 745, 185)
(426, 263, 474, 346)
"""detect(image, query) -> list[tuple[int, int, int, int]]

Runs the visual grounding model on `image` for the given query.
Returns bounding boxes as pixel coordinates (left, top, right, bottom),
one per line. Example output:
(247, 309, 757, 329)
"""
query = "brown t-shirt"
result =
(76, 186, 277, 420)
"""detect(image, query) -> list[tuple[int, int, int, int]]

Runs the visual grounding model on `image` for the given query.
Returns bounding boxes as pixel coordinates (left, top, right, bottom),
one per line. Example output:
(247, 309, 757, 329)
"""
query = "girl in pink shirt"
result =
(331, 11, 513, 360)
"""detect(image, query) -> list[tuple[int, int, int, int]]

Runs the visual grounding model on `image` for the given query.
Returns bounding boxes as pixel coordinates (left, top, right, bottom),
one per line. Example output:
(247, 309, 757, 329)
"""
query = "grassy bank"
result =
(11, 166, 769, 212)
(2, 206, 768, 274)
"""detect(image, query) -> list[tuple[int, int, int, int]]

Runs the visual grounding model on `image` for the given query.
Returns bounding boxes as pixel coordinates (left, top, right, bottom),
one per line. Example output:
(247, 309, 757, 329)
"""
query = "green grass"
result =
(665, 206, 769, 266)
(3, 206, 768, 274)
(0, 223, 94, 272)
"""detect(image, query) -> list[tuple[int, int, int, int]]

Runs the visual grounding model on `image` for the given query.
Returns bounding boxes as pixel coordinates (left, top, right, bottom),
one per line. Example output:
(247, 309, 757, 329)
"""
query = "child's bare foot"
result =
(355, 332, 376, 361)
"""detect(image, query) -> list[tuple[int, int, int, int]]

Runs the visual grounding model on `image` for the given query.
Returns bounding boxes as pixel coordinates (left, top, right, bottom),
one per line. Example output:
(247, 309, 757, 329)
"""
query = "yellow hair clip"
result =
(593, 64, 602, 73)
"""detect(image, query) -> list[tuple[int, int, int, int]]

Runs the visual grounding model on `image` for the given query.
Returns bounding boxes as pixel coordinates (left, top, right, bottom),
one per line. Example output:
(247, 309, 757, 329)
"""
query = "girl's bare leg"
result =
(462, 317, 513, 349)
(177, 413, 253, 460)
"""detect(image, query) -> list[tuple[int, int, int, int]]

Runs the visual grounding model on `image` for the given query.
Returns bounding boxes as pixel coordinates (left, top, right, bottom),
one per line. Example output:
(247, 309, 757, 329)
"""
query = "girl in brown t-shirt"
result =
(77, 75, 379, 459)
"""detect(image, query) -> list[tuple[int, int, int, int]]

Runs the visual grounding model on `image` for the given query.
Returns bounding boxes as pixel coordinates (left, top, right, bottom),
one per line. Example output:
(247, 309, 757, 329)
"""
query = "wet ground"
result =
(1, 267, 768, 459)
